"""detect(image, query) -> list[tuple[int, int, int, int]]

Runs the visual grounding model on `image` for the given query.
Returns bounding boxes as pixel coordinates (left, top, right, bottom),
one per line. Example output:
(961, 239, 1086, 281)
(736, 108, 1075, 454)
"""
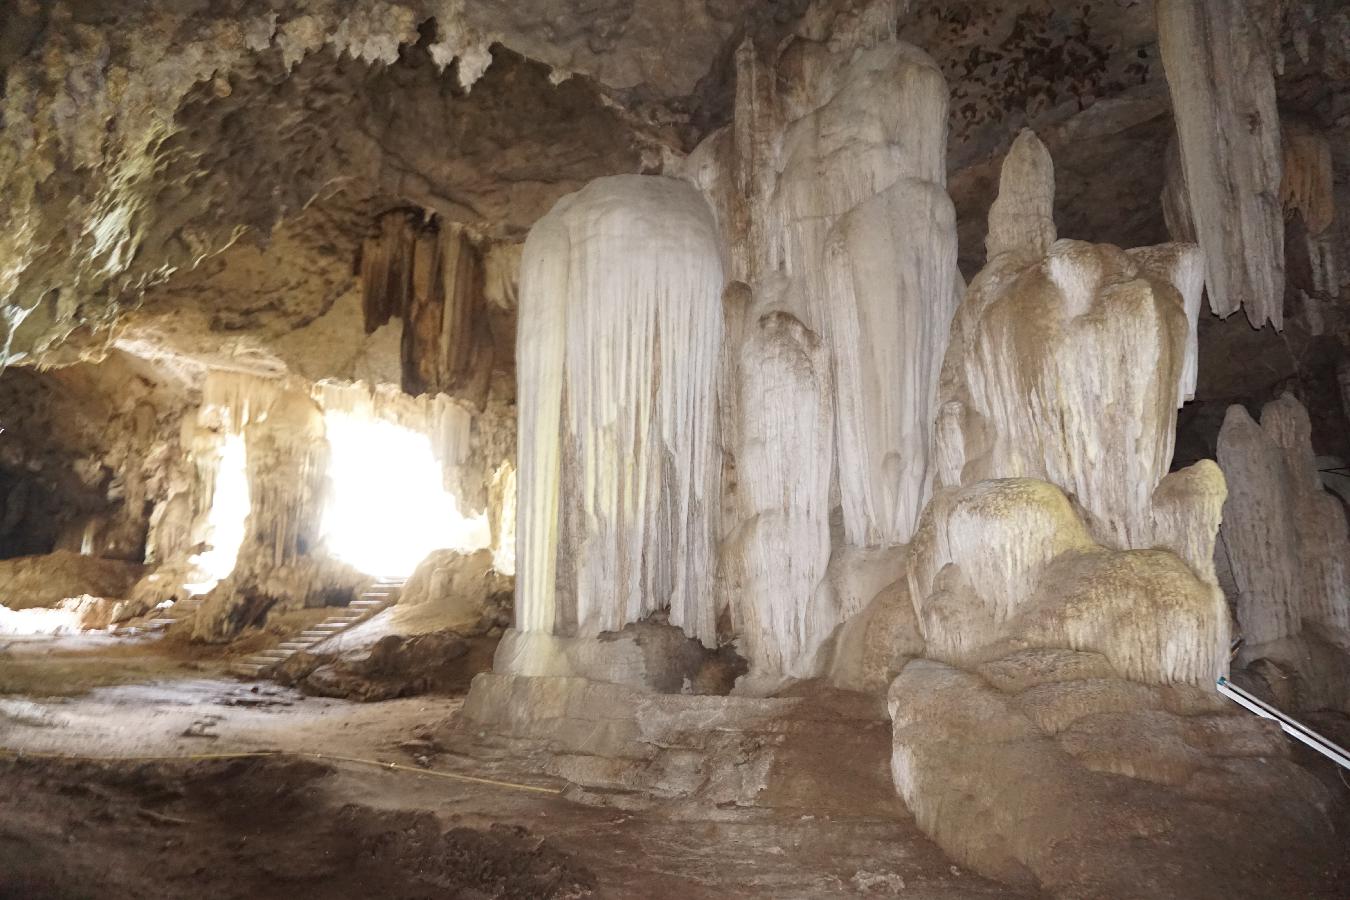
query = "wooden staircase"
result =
(228, 576, 405, 680)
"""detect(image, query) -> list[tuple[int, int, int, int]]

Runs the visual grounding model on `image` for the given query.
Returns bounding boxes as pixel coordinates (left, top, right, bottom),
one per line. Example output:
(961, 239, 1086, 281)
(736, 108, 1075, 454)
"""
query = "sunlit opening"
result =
(0, 597, 104, 636)
(184, 433, 250, 595)
(320, 412, 489, 577)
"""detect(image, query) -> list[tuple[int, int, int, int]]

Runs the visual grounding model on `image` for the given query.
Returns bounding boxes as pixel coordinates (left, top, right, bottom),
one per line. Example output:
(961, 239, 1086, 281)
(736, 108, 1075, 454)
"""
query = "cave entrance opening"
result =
(318, 410, 488, 578)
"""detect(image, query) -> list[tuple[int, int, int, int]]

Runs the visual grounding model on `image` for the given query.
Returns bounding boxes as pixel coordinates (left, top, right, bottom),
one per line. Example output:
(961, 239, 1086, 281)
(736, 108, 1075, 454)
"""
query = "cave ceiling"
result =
(0, 0, 1347, 381)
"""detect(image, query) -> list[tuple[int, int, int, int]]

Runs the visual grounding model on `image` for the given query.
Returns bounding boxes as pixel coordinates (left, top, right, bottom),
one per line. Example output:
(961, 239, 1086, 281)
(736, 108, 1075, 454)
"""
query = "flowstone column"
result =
(678, 15, 961, 681)
(514, 175, 725, 649)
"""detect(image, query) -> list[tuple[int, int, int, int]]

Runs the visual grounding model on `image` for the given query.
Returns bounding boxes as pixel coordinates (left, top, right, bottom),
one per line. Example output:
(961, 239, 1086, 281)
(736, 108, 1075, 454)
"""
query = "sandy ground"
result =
(1, 633, 1033, 899)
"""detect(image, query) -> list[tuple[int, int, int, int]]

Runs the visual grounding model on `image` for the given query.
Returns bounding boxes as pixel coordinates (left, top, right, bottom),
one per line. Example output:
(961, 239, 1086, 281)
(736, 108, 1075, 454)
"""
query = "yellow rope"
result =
(0, 746, 564, 796)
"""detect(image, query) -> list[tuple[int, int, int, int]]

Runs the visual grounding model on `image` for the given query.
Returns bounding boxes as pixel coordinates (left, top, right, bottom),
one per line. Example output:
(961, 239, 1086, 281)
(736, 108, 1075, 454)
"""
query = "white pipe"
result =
(1216, 676, 1350, 771)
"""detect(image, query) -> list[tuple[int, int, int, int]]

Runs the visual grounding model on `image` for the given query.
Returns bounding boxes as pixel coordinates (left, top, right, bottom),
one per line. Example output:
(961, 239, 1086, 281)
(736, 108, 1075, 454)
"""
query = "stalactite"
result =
(514, 175, 724, 647)
(1281, 126, 1335, 236)
(724, 306, 834, 678)
(359, 210, 496, 407)
(1218, 395, 1350, 645)
(360, 210, 419, 334)
(403, 223, 445, 397)
(1157, 0, 1284, 329)
(434, 224, 493, 407)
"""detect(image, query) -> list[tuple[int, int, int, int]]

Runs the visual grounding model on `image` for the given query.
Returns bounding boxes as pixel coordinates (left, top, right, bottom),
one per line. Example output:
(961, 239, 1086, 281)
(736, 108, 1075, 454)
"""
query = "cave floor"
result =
(0, 637, 1032, 899)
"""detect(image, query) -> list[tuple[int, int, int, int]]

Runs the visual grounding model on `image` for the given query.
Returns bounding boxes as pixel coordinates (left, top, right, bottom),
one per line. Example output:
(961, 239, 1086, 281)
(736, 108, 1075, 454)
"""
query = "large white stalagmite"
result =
(936, 130, 1205, 551)
(908, 129, 1231, 686)
(1157, 0, 1285, 329)
(1218, 394, 1350, 645)
(515, 175, 724, 647)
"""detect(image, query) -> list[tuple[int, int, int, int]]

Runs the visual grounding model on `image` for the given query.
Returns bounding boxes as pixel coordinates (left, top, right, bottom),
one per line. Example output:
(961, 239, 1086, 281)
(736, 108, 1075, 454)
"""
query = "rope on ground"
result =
(0, 745, 564, 796)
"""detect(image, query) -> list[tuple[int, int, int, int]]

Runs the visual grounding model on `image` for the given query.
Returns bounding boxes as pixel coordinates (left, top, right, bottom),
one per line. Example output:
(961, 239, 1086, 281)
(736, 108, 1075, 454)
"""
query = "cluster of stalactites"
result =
(515, 175, 724, 647)
(1217, 394, 1350, 645)
(358, 210, 496, 407)
(189, 371, 328, 571)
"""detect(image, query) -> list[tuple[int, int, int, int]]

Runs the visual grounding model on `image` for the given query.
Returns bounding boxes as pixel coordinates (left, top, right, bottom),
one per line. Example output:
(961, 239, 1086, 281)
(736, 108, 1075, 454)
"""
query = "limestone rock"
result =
(907, 478, 1229, 687)
(1157, 0, 1285, 328)
(678, 26, 959, 678)
(515, 175, 724, 647)
(1218, 394, 1350, 645)
(723, 310, 834, 678)
(937, 133, 1208, 553)
(984, 129, 1056, 262)
(0, 551, 143, 611)
(889, 658, 1338, 898)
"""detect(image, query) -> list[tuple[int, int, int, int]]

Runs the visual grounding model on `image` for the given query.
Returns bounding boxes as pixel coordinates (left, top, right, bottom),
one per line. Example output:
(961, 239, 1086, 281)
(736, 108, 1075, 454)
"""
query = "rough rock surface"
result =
(0, 551, 143, 611)
(890, 656, 1338, 899)
(1157, 0, 1285, 329)
(458, 672, 898, 817)
(1219, 393, 1350, 644)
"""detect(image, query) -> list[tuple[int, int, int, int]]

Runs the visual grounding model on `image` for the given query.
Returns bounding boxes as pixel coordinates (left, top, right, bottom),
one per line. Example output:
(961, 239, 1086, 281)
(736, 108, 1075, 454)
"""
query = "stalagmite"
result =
(676, 18, 960, 673)
(1157, 0, 1284, 328)
(936, 134, 1204, 550)
(723, 307, 833, 678)
(984, 129, 1056, 261)
(1218, 395, 1350, 644)
(514, 175, 724, 646)
(906, 478, 1229, 686)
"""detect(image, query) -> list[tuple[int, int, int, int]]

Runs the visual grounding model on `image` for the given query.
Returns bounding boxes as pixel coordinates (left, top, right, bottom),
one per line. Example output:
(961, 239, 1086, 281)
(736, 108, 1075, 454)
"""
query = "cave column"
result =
(514, 175, 725, 647)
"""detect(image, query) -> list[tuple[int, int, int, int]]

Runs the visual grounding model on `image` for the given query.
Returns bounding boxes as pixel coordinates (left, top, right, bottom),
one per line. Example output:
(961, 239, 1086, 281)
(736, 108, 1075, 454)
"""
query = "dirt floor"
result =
(0, 633, 1032, 899)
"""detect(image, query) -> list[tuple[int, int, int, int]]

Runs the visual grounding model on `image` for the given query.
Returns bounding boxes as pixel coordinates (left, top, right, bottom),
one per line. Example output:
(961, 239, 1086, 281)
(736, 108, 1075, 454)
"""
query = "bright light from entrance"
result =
(320, 413, 488, 577)
(185, 432, 251, 595)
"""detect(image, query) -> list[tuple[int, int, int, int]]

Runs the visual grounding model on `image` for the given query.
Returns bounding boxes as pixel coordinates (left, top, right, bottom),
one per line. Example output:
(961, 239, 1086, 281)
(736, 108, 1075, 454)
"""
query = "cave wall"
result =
(0, 350, 191, 561)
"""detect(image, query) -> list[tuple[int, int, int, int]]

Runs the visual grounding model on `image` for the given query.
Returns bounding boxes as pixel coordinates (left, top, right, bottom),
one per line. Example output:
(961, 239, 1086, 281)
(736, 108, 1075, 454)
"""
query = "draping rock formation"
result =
(1156, 0, 1285, 329)
(675, 9, 962, 680)
(514, 175, 725, 649)
(721, 306, 834, 679)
